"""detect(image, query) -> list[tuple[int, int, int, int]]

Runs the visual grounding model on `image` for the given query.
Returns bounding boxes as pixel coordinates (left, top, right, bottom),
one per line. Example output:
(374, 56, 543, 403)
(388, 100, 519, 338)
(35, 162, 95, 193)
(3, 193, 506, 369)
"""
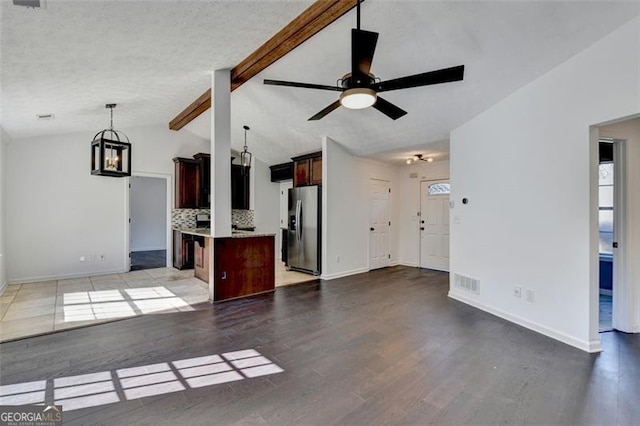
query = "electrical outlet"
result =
(526, 289, 535, 303)
(80, 256, 86, 262)
(513, 286, 522, 298)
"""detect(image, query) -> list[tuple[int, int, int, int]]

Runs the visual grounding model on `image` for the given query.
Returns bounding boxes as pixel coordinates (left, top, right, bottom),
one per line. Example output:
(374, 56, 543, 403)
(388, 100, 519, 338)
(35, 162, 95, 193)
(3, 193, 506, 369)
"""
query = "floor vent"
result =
(454, 274, 480, 295)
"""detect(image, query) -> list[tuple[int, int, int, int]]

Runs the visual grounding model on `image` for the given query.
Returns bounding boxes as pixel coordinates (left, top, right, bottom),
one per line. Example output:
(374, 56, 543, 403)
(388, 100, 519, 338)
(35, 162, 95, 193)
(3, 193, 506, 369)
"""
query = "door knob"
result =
(370, 227, 375, 231)
(420, 227, 425, 231)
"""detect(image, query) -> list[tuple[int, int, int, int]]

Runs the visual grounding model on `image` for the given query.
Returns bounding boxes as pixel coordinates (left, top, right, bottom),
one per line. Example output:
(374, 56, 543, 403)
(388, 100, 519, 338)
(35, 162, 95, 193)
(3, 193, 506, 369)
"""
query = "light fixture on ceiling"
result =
(339, 87, 377, 109)
(240, 125, 252, 173)
(91, 104, 131, 177)
(406, 154, 434, 165)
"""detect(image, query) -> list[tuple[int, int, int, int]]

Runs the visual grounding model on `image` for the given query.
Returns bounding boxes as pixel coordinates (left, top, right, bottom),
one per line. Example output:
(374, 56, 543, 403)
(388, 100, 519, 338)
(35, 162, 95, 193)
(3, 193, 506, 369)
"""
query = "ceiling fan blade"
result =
(376, 65, 465, 93)
(351, 29, 378, 81)
(264, 79, 343, 92)
(373, 97, 407, 120)
(308, 100, 342, 121)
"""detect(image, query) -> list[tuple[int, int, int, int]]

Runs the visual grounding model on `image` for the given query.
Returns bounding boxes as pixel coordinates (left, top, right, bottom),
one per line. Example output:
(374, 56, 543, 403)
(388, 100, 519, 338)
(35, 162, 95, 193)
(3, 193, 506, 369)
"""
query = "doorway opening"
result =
(129, 175, 171, 271)
(598, 140, 614, 332)
(419, 180, 450, 271)
(594, 115, 640, 339)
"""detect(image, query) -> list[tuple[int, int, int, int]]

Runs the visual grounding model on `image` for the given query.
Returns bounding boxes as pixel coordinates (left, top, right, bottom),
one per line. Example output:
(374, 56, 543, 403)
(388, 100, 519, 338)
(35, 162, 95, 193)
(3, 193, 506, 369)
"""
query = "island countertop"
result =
(173, 227, 276, 239)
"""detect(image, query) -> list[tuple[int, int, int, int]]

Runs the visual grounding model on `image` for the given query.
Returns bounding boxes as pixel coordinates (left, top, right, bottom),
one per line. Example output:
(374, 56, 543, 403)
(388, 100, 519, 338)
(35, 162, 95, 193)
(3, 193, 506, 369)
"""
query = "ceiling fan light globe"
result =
(339, 88, 377, 109)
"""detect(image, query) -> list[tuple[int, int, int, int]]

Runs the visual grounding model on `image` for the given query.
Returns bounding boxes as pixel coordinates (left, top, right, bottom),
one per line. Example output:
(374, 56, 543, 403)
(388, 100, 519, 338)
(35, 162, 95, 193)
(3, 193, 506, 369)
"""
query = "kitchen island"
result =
(173, 228, 275, 302)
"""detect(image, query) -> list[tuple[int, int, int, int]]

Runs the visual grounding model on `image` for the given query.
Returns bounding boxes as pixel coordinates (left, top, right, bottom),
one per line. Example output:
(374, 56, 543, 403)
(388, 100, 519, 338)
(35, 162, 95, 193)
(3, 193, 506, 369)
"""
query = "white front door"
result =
(420, 180, 450, 271)
(370, 179, 390, 270)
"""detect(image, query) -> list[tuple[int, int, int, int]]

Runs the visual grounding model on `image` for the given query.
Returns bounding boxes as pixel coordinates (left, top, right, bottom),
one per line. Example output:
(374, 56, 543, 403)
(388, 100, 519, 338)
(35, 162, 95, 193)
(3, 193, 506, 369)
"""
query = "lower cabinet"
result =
(172, 231, 194, 270)
(214, 236, 275, 302)
(194, 237, 209, 282)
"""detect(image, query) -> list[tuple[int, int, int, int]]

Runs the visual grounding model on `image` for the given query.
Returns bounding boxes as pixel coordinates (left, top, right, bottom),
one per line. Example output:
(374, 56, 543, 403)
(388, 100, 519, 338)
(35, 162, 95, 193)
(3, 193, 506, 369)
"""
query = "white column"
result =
(211, 69, 232, 238)
(209, 69, 232, 302)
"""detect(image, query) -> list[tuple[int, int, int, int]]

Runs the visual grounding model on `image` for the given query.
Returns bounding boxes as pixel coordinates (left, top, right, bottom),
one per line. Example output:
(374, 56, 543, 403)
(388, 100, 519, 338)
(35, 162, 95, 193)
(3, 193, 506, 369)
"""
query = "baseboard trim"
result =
(397, 261, 418, 268)
(130, 246, 167, 253)
(321, 267, 369, 281)
(448, 290, 602, 353)
(8, 269, 129, 284)
(0, 280, 7, 296)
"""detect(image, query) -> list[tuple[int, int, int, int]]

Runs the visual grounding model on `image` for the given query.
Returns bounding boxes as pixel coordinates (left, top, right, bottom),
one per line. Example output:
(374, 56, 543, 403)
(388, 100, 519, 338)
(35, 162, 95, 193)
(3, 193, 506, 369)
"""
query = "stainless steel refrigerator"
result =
(287, 186, 321, 275)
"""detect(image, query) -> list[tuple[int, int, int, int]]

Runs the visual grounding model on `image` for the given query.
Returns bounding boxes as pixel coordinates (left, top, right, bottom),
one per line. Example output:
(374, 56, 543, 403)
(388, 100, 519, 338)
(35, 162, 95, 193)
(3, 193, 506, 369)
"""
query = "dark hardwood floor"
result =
(1, 266, 638, 425)
(130, 250, 167, 271)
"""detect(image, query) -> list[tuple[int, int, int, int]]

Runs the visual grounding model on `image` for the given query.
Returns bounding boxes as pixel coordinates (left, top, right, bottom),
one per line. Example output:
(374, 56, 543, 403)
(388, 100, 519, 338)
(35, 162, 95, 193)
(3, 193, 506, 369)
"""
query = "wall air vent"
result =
(454, 273, 480, 295)
(13, 0, 44, 8)
(36, 113, 55, 121)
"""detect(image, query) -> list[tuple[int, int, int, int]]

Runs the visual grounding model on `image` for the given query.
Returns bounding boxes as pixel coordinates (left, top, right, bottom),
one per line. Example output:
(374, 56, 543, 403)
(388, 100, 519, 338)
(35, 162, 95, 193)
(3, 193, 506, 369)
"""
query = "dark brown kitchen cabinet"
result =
(173, 230, 194, 270)
(213, 235, 275, 302)
(231, 164, 250, 210)
(194, 153, 210, 208)
(173, 157, 200, 208)
(292, 151, 322, 187)
(194, 237, 209, 282)
(269, 162, 294, 182)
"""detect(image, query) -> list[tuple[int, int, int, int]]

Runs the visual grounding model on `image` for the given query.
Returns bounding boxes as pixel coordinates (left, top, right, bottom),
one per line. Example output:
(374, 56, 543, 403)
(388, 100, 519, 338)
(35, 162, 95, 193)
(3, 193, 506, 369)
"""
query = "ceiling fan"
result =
(263, 0, 465, 121)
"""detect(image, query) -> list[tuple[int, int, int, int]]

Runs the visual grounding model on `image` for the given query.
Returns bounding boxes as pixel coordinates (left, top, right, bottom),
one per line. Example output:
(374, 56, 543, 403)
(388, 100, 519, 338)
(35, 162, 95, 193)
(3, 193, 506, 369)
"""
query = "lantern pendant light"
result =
(240, 125, 252, 174)
(91, 104, 132, 177)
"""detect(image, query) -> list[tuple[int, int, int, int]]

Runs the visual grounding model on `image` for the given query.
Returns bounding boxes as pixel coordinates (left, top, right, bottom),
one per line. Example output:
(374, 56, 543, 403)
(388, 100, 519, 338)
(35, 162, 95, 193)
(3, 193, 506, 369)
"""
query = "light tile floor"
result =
(0, 264, 317, 342)
(0, 268, 209, 343)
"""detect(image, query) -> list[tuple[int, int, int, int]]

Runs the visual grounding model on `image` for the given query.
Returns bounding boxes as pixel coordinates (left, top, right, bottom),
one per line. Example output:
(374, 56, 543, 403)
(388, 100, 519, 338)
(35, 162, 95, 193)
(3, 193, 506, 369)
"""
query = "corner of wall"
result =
(0, 126, 9, 294)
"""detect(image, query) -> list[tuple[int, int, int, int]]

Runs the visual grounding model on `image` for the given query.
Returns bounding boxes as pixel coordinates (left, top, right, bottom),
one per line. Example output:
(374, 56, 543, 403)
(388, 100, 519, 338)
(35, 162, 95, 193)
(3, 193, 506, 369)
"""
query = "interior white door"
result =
(420, 180, 450, 271)
(369, 179, 390, 270)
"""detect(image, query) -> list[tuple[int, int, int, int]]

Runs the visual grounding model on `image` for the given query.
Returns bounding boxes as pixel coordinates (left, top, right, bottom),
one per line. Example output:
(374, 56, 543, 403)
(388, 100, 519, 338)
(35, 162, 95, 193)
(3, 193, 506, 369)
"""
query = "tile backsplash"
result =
(232, 209, 254, 228)
(172, 209, 210, 228)
(172, 209, 255, 229)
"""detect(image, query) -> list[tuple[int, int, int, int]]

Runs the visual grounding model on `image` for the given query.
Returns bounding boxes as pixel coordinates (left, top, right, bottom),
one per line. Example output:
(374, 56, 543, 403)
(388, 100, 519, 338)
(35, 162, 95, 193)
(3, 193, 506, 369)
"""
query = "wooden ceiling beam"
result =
(169, 0, 360, 131)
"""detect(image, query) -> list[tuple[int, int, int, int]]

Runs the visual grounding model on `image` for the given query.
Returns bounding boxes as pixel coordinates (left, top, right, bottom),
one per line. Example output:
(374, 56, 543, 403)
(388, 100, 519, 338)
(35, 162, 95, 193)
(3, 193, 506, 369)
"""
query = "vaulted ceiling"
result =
(2, 1, 638, 166)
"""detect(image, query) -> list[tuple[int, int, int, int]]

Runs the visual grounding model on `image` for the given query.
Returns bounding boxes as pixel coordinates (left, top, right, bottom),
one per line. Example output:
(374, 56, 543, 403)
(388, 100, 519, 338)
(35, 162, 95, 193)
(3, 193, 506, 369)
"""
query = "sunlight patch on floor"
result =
(0, 350, 284, 412)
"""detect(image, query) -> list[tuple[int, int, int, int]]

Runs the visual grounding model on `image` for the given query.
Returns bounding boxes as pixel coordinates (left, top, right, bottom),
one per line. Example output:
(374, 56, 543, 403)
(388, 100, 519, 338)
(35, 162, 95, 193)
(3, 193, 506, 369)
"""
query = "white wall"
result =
(599, 118, 640, 332)
(252, 157, 280, 236)
(322, 137, 399, 279)
(397, 160, 450, 267)
(449, 17, 640, 352)
(130, 176, 167, 252)
(0, 126, 9, 294)
(6, 124, 209, 283)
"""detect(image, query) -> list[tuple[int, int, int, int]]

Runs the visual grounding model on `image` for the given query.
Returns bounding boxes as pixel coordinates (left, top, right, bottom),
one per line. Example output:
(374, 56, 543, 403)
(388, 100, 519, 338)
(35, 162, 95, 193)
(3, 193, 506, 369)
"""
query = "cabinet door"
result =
(174, 159, 200, 208)
(182, 239, 195, 269)
(172, 231, 183, 269)
(194, 153, 210, 208)
(294, 159, 310, 187)
(310, 157, 322, 185)
(231, 164, 250, 209)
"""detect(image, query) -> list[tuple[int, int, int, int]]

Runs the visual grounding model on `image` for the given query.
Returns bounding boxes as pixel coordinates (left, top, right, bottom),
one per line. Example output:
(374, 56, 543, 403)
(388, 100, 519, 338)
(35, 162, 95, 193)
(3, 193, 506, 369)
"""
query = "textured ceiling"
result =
(2, 1, 639, 166)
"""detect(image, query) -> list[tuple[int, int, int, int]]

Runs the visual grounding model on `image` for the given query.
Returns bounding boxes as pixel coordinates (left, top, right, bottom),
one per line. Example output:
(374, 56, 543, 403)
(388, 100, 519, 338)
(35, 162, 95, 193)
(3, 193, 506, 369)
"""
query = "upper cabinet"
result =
(269, 162, 294, 182)
(231, 164, 250, 210)
(173, 157, 200, 208)
(175, 154, 250, 210)
(193, 153, 210, 208)
(292, 151, 322, 187)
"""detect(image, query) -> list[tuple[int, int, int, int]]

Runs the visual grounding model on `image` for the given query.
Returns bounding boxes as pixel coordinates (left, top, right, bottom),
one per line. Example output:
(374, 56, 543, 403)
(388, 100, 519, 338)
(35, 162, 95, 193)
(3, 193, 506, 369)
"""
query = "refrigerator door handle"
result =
(296, 200, 302, 242)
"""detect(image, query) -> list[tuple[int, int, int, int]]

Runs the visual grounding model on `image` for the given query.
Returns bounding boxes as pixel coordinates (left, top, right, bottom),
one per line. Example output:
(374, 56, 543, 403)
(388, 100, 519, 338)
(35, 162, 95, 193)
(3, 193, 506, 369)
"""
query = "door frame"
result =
(611, 139, 628, 331)
(419, 178, 450, 271)
(125, 172, 173, 271)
